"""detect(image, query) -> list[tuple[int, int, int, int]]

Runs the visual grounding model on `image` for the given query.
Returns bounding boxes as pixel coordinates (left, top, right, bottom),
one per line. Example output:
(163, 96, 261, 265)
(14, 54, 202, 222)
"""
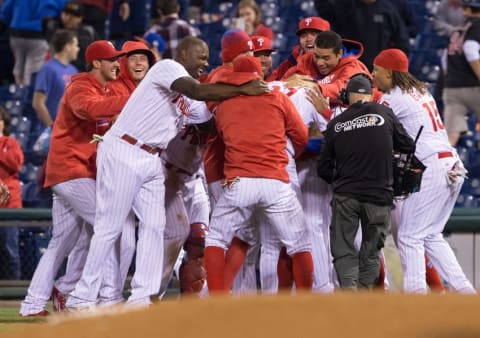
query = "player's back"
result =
(215, 91, 307, 183)
(380, 87, 453, 160)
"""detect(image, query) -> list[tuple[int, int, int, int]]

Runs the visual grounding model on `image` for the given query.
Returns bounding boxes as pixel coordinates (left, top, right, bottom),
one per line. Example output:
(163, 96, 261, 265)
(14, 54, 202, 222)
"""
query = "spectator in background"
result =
(137, 32, 166, 62)
(388, 0, 418, 40)
(43, 1, 98, 72)
(33, 29, 79, 134)
(0, 106, 24, 280)
(316, 0, 411, 71)
(0, 0, 62, 85)
(443, 0, 480, 146)
(77, 0, 130, 39)
(146, 0, 199, 59)
(433, 0, 466, 37)
(236, 0, 274, 41)
(432, 0, 466, 116)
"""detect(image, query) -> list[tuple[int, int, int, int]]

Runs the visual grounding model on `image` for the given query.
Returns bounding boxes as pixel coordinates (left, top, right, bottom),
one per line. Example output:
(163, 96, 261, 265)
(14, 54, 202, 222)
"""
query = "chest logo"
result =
(334, 113, 385, 132)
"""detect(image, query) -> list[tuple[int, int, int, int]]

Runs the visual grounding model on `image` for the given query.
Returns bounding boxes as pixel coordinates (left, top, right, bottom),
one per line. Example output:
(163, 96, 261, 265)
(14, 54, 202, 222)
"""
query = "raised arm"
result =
(170, 76, 269, 102)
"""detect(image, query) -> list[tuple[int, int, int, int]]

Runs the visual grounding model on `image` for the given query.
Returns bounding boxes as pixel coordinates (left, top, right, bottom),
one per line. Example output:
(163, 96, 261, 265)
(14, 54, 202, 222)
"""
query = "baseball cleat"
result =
(19, 310, 49, 317)
(52, 287, 67, 312)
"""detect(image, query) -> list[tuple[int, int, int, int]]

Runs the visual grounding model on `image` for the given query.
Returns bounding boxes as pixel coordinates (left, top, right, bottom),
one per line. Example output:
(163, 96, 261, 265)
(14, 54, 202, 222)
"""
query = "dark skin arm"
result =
(170, 76, 269, 102)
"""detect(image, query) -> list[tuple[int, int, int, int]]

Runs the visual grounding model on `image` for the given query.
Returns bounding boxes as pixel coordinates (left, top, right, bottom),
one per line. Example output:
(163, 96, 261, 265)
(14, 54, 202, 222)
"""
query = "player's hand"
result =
(239, 79, 270, 96)
(119, 3, 130, 21)
(285, 74, 315, 89)
(306, 86, 330, 113)
(0, 181, 10, 206)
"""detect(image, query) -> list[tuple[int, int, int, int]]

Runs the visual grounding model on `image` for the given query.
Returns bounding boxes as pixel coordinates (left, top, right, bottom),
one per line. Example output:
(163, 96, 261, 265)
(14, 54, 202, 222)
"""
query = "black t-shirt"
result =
(317, 101, 415, 206)
(445, 18, 480, 88)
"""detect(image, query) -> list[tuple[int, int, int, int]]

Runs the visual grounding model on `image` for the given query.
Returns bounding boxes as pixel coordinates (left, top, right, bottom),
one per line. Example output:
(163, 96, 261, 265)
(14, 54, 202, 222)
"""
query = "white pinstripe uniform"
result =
(66, 59, 212, 308)
(158, 102, 211, 296)
(380, 87, 476, 294)
(20, 179, 137, 314)
(233, 82, 333, 294)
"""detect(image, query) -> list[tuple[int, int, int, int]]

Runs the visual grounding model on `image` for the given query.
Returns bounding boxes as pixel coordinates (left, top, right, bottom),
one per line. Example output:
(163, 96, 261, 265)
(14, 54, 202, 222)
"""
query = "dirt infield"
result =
(1, 292, 480, 338)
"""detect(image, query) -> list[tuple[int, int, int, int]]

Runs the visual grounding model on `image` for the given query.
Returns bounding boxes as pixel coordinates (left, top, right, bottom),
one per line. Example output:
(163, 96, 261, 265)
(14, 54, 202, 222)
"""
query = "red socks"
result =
(224, 237, 249, 290)
(425, 255, 445, 292)
(204, 246, 226, 293)
(277, 247, 293, 289)
(292, 251, 314, 290)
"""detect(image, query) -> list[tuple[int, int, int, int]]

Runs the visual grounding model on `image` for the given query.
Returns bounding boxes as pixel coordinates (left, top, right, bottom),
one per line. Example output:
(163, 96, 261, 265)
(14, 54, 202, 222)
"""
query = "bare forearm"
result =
(33, 104, 53, 127)
(187, 83, 248, 101)
(470, 60, 480, 82)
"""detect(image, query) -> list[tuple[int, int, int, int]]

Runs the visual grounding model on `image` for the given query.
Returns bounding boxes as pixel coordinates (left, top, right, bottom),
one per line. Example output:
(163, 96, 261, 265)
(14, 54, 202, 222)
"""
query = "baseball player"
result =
(49, 40, 158, 310)
(267, 17, 330, 81)
(204, 55, 313, 293)
(203, 29, 254, 208)
(65, 36, 268, 309)
(19, 40, 129, 316)
(372, 48, 476, 294)
(158, 102, 212, 296)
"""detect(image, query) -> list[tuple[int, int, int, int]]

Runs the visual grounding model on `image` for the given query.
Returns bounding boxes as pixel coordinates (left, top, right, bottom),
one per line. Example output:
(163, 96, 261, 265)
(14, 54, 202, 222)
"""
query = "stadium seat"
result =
(0, 83, 30, 102)
(15, 116, 32, 134)
(260, 2, 279, 18)
(10, 131, 29, 151)
(456, 193, 476, 208)
(3, 100, 24, 116)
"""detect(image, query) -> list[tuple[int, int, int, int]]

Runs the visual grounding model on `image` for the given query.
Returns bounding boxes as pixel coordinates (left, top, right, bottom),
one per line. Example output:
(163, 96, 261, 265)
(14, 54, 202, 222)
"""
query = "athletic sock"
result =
(292, 251, 314, 290)
(204, 246, 226, 293)
(277, 247, 293, 289)
(224, 237, 249, 290)
(425, 255, 445, 292)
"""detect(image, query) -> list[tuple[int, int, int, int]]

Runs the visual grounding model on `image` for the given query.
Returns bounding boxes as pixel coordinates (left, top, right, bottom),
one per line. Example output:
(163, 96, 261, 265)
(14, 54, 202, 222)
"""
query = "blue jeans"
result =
(0, 226, 21, 280)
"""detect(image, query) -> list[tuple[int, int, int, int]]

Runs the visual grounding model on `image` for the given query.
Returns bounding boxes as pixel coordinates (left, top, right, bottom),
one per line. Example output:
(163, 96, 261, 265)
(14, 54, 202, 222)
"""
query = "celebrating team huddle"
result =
(19, 15, 475, 316)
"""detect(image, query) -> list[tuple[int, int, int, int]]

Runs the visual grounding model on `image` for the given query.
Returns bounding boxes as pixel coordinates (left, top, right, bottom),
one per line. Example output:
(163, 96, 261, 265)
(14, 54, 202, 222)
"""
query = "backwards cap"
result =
(225, 55, 263, 86)
(121, 40, 156, 66)
(373, 48, 409, 73)
(221, 29, 253, 63)
(346, 74, 373, 94)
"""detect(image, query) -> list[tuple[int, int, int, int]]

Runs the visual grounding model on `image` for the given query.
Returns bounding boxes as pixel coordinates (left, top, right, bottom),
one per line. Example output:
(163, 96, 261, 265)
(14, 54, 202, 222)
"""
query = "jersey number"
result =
(422, 101, 444, 132)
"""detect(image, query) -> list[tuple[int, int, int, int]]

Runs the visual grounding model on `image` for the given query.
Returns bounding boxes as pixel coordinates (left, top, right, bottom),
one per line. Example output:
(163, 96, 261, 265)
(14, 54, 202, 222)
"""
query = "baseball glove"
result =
(179, 223, 208, 294)
(393, 153, 426, 199)
(179, 257, 206, 294)
(0, 181, 10, 206)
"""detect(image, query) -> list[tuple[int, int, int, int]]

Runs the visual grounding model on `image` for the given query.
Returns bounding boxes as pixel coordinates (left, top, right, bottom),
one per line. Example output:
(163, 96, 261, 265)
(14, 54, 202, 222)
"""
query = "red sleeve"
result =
(0, 137, 24, 176)
(318, 59, 372, 106)
(66, 80, 130, 120)
(279, 94, 308, 157)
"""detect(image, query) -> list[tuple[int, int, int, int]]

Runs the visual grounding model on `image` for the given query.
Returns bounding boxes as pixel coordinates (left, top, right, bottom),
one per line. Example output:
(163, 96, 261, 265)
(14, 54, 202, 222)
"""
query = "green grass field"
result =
(0, 304, 49, 334)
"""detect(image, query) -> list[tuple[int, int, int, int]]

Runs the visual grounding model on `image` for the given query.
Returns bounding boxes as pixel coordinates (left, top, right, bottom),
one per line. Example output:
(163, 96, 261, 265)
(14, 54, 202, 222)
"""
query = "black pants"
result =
(330, 194, 391, 289)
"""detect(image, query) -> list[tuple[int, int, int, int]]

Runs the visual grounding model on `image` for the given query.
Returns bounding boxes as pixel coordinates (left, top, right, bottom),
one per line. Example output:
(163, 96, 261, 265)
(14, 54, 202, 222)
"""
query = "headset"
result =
(338, 73, 373, 105)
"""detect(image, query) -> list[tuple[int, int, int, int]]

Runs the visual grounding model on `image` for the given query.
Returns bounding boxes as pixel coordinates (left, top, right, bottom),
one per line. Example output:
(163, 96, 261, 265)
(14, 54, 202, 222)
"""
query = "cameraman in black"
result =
(317, 73, 415, 290)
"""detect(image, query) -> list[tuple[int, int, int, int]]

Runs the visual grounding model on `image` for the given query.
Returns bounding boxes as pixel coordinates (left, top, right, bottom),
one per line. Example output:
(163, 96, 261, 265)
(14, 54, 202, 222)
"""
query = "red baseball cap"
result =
(296, 17, 331, 35)
(225, 55, 262, 85)
(121, 40, 156, 66)
(85, 40, 125, 63)
(221, 29, 253, 63)
(373, 48, 409, 72)
(251, 35, 275, 53)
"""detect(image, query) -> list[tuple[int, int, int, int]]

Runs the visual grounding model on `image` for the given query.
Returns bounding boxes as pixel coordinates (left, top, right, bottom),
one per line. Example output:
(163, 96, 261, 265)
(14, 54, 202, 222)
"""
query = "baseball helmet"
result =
(463, 0, 480, 7)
